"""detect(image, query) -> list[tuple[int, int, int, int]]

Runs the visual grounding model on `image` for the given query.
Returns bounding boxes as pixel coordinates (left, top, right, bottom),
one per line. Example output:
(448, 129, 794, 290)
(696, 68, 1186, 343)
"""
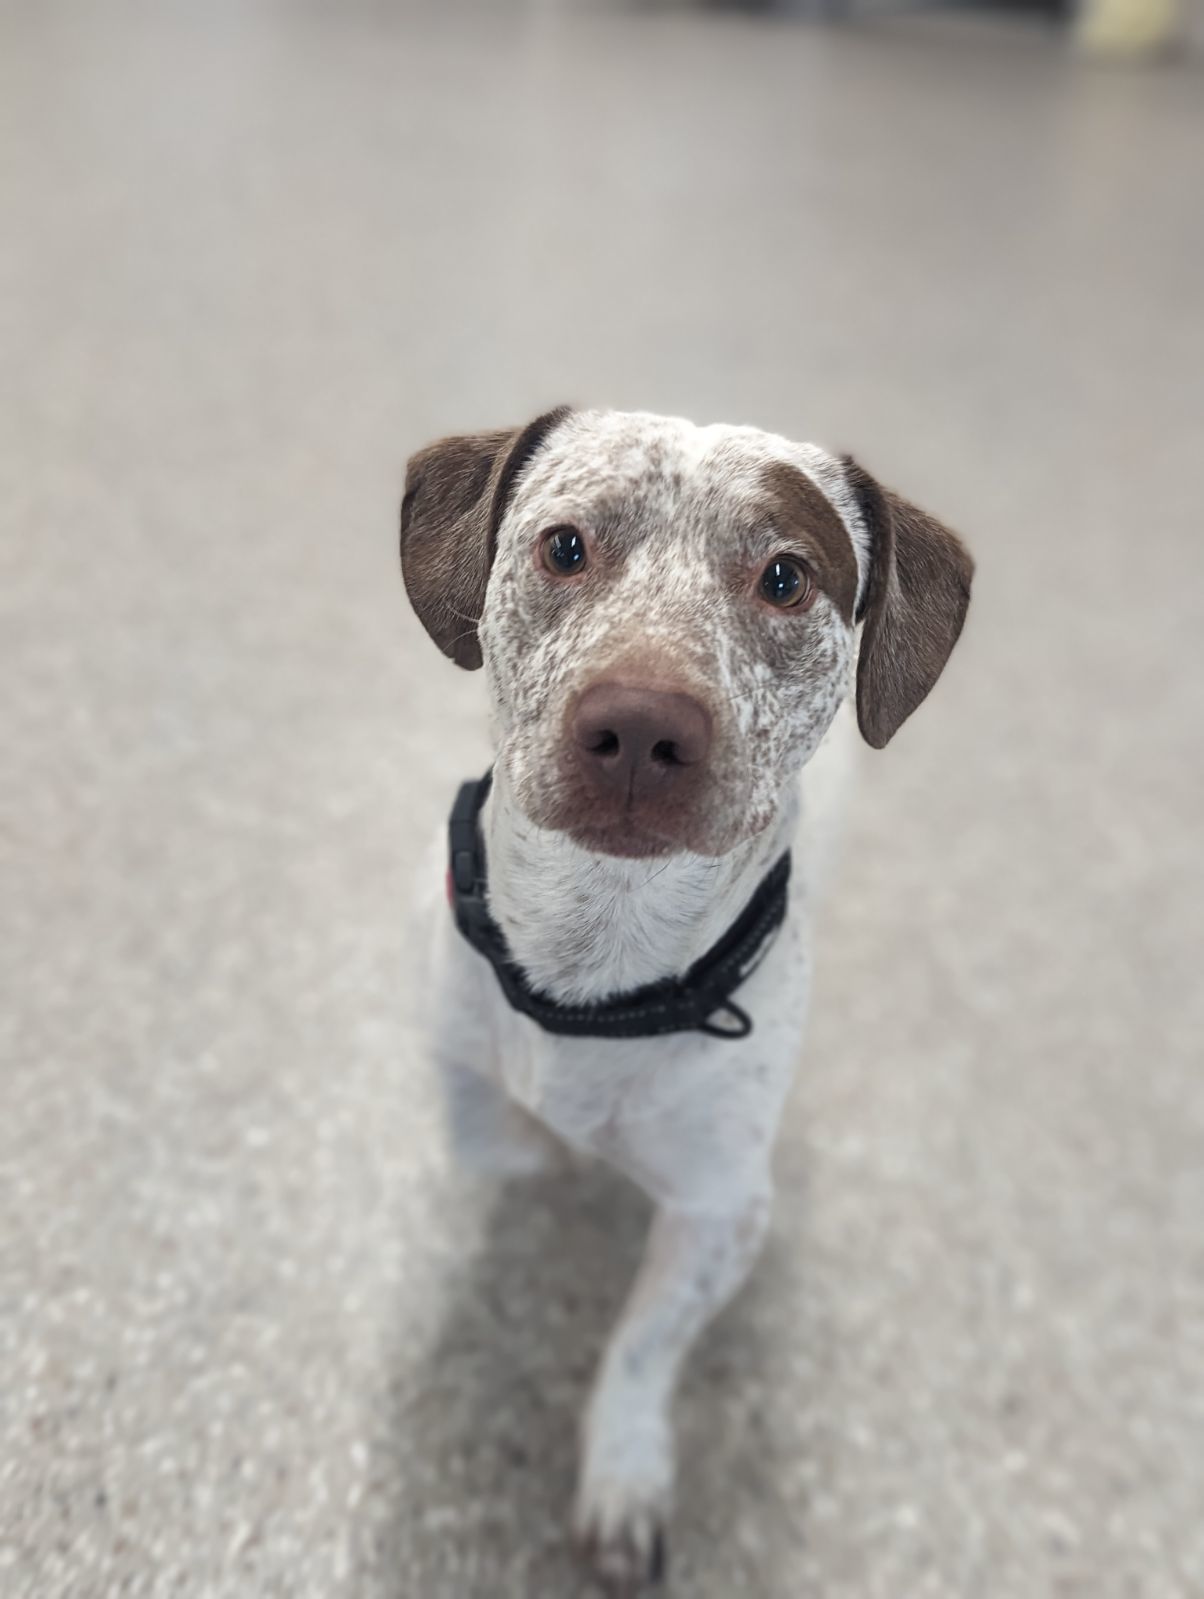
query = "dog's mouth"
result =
(507, 734, 753, 861)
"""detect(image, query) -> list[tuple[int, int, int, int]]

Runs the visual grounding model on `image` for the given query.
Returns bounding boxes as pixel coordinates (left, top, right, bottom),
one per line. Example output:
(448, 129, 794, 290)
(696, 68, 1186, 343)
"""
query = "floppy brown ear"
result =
(843, 457, 974, 749)
(400, 407, 571, 670)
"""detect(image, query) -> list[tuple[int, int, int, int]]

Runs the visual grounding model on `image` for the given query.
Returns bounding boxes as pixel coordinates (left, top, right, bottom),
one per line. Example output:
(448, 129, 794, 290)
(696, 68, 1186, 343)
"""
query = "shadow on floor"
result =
(357, 1162, 816, 1598)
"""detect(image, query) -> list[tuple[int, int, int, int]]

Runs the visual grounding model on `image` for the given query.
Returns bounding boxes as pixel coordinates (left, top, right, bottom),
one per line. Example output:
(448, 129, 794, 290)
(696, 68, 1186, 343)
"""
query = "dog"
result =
(400, 407, 973, 1589)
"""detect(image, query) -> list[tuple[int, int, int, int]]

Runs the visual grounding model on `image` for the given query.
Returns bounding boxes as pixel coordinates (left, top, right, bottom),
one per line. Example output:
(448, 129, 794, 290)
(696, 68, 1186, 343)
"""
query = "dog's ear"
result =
(400, 407, 571, 670)
(842, 457, 974, 749)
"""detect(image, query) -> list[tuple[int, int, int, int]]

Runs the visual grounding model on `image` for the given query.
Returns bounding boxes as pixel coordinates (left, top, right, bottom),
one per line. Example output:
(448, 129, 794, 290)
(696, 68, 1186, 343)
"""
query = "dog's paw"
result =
(574, 1423, 672, 1591)
(578, 1513, 668, 1593)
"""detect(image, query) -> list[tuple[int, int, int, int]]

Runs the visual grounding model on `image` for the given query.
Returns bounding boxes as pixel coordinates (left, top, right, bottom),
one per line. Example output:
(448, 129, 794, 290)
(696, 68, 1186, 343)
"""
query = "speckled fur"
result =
(481, 411, 859, 870)
(406, 409, 965, 1590)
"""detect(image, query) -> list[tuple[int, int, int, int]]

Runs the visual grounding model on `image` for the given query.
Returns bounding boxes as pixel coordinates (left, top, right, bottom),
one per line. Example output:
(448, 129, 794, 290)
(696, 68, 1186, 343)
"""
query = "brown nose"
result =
(570, 682, 712, 802)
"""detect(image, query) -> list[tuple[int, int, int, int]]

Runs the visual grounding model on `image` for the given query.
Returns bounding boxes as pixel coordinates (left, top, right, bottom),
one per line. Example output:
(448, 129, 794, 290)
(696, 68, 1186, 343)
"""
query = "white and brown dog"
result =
(400, 408, 973, 1590)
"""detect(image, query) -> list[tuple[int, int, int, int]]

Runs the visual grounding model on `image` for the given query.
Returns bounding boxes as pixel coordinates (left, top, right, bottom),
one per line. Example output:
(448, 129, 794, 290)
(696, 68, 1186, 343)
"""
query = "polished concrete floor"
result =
(2, 3, 1202, 1596)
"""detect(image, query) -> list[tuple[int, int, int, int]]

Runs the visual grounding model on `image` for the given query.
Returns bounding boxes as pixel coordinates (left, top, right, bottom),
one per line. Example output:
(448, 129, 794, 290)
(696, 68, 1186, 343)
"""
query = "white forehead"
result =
(522, 408, 871, 607)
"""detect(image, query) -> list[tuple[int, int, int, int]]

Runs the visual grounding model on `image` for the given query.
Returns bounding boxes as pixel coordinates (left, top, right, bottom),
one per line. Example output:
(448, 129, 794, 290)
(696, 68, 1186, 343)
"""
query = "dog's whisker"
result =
(639, 858, 677, 889)
(441, 602, 482, 627)
(441, 623, 480, 650)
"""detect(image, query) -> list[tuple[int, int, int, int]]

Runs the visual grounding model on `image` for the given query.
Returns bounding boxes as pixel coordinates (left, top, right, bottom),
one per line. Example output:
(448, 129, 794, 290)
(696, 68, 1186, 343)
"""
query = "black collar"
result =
(448, 772, 790, 1041)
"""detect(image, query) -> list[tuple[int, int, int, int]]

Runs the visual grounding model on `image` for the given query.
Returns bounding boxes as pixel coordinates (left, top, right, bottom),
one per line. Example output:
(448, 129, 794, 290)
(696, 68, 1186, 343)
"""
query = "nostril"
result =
(584, 727, 620, 758)
(572, 683, 712, 786)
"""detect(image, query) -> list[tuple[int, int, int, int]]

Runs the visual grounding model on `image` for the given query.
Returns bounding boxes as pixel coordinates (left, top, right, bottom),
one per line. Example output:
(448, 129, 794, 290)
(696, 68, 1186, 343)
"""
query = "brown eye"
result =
(541, 527, 588, 576)
(760, 556, 814, 609)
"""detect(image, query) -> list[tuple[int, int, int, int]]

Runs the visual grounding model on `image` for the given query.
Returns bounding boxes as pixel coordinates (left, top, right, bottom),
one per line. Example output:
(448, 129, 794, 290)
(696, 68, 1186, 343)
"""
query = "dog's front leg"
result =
(436, 1057, 570, 1177)
(575, 1187, 771, 1588)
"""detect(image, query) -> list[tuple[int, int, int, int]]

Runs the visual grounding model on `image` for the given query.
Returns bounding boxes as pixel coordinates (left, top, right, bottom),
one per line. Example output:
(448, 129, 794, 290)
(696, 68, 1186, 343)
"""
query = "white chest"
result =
(429, 902, 808, 1207)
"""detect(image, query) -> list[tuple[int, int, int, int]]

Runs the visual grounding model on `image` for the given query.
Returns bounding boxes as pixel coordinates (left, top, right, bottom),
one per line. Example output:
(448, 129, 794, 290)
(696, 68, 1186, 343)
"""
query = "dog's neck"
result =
(482, 767, 796, 1006)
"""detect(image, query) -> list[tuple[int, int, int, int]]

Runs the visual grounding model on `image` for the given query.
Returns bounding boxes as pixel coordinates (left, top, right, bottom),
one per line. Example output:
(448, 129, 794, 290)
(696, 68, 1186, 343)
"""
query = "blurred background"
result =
(2, 2, 1201, 1596)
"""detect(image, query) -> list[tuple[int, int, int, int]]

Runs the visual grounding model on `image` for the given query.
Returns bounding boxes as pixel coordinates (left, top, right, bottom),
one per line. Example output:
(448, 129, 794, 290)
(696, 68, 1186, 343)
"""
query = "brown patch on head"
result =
(842, 456, 974, 748)
(758, 462, 859, 622)
(400, 407, 570, 669)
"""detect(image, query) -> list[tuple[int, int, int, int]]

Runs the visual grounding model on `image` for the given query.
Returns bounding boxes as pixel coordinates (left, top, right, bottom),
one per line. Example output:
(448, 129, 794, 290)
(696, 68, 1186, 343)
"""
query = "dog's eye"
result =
(541, 527, 588, 576)
(760, 556, 814, 610)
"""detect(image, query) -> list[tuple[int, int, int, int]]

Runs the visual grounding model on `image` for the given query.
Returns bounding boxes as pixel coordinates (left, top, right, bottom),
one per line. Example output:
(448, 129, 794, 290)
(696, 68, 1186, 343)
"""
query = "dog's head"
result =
(401, 409, 973, 860)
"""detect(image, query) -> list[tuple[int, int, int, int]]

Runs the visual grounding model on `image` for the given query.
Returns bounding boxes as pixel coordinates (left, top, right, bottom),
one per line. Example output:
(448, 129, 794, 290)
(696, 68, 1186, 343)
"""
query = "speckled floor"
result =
(2, 3, 1202, 1596)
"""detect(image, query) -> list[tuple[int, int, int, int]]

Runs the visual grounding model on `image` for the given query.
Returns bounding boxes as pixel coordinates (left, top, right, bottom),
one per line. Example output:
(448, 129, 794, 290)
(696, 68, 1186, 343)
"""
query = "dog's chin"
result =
(560, 821, 679, 861)
(554, 809, 759, 861)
